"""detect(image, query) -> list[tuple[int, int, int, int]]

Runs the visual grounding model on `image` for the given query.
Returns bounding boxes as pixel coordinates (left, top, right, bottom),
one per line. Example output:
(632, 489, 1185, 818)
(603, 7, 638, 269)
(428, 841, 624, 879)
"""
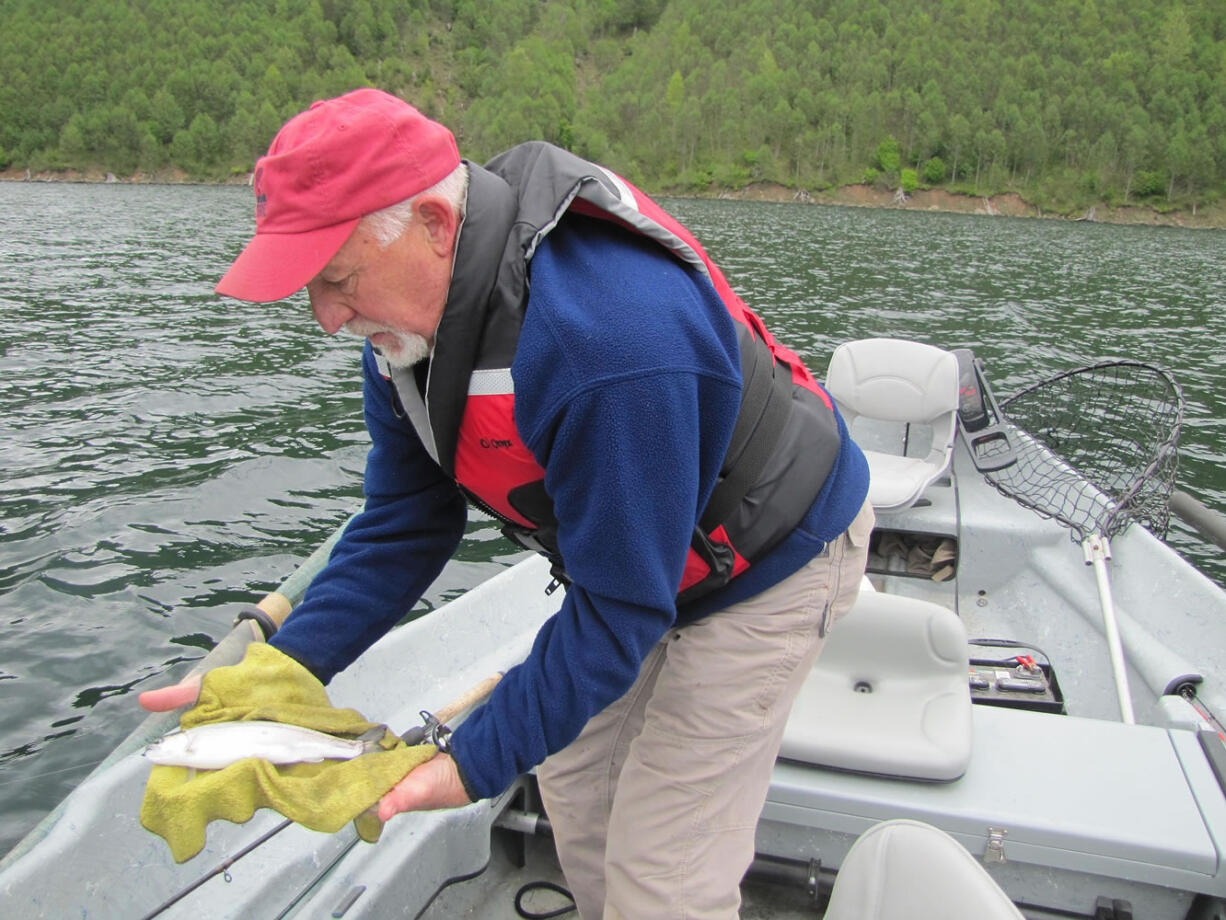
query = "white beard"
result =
(343, 321, 431, 368)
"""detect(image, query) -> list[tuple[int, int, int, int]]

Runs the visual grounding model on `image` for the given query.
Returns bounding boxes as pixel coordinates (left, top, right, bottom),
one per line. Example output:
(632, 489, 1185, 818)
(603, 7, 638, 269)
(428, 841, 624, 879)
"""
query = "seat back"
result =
(779, 591, 972, 782)
(824, 819, 1024, 920)
(826, 338, 960, 510)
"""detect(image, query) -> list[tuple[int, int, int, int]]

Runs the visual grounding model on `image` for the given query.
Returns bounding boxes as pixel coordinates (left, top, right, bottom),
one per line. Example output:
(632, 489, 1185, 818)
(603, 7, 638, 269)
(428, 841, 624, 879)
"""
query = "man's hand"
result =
(138, 675, 202, 712)
(377, 752, 472, 820)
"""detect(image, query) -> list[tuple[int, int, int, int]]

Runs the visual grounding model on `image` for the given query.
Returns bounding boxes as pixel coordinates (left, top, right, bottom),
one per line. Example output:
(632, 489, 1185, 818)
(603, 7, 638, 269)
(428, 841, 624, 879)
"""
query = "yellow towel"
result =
(140, 643, 436, 862)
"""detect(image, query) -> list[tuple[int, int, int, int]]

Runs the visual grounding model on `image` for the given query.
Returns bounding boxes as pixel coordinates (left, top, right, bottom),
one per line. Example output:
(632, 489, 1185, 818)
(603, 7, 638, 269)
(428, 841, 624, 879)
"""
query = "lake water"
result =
(2, 183, 1224, 857)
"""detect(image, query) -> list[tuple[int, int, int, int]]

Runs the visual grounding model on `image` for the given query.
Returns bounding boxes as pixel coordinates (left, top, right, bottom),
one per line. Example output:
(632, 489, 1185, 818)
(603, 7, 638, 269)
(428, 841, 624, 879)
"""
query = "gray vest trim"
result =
(384, 164, 519, 474)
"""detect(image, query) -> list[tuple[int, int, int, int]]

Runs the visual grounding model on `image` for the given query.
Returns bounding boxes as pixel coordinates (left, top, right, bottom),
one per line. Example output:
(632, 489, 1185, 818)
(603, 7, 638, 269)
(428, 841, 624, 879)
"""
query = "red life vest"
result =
(378, 143, 840, 603)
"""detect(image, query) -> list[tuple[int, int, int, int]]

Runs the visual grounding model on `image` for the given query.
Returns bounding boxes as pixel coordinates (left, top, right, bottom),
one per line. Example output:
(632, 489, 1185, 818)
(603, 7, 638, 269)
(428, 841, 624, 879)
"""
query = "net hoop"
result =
(985, 360, 1184, 542)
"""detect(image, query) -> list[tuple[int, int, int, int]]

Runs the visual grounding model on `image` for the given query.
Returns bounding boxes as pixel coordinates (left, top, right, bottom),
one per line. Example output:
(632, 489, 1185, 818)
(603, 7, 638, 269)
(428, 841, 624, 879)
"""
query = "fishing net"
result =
(982, 361, 1183, 542)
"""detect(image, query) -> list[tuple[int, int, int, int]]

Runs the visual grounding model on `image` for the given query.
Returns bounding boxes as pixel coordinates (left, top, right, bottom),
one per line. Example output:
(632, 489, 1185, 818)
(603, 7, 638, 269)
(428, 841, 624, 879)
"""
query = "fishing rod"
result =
(136, 820, 289, 920)
(136, 671, 503, 920)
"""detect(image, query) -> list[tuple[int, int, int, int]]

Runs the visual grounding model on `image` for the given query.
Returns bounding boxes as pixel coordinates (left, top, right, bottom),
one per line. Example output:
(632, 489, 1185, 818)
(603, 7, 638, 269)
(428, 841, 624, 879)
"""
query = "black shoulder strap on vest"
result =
(418, 165, 519, 476)
(700, 329, 793, 532)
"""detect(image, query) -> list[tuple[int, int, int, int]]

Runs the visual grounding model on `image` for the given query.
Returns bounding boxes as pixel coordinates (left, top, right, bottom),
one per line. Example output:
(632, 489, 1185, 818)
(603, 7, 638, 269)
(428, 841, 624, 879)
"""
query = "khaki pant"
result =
(537, 500, 875, 919)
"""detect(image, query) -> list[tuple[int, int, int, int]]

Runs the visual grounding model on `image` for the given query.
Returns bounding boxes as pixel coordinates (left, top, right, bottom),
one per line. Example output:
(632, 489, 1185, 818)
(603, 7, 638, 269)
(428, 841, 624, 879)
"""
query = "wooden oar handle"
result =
(233, 592, 295, 643)
(256, 591, 294, 625)
(434, 672, 504, 724)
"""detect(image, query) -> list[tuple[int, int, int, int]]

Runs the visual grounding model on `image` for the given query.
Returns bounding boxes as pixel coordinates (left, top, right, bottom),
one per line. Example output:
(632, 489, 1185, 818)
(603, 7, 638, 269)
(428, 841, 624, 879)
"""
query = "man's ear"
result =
(414, 195, 460, 258)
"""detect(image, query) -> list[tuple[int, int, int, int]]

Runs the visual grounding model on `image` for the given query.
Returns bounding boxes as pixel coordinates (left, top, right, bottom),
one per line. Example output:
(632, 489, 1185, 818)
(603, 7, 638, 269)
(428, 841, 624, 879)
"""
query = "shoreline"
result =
(4, 166, 1223, 231)
(0, 166, 252, 186)
(694, 180, 1226, 231)
(696, 179, 1226, 230)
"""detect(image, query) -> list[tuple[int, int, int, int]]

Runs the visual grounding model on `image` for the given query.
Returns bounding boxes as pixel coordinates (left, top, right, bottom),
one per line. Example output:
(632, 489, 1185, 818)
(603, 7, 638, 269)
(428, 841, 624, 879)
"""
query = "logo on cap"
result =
(254, 167, 267, 219)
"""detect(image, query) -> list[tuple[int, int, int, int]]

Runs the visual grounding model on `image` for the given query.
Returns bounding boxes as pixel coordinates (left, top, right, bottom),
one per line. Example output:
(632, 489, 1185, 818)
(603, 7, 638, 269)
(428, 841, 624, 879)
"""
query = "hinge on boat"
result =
(984, 826, 1007, 864)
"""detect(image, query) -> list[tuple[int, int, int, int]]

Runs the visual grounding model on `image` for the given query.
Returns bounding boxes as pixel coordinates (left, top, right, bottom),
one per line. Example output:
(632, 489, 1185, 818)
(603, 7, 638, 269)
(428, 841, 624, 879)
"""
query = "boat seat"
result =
(779, 591, 972, 781)
(826, 338, 960, 512)
(824, 819, 1024, 920)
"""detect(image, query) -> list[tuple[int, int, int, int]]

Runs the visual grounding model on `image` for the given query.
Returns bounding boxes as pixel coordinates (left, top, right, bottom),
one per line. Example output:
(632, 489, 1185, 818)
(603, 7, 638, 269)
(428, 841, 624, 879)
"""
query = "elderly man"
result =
(144, 88, 871, 919)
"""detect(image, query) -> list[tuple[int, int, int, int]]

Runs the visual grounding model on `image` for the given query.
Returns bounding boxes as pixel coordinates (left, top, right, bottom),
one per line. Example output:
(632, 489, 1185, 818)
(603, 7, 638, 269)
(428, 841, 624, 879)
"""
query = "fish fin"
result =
(356, 724, 389, 743)
(356, 724, 390, 755)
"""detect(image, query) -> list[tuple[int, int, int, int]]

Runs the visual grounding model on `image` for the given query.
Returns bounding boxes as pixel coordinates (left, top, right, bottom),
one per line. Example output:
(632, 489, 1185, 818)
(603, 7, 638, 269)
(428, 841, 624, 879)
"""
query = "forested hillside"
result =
(2, 0, 1223, 215)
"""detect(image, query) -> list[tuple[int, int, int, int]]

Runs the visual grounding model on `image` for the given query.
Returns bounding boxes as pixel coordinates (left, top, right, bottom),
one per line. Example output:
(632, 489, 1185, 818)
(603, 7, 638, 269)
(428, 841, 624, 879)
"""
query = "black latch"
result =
(1095, 896, 1134, 920)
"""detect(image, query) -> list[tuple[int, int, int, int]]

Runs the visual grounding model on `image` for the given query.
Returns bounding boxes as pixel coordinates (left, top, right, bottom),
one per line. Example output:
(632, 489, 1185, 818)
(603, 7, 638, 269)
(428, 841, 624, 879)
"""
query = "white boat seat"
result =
(826, 338, 960, 512)
(824, 819, 1024, 920)
(779, 591, 972, 781)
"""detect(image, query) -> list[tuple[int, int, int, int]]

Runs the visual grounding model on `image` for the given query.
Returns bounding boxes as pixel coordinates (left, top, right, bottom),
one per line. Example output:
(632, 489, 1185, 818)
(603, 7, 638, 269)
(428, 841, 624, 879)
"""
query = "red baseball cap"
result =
(215, 88, 461, 303)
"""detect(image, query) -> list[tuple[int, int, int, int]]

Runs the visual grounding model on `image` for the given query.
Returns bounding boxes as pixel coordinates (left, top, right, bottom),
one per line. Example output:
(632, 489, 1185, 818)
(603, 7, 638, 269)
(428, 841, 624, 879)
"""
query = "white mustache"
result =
(343, 321, 431, 368)
(343, 319, 397, 338)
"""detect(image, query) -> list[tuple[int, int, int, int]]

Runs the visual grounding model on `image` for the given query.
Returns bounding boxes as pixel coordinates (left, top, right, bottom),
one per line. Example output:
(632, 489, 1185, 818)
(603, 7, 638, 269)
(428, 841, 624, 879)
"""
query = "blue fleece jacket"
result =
(269, 215, 868, 800)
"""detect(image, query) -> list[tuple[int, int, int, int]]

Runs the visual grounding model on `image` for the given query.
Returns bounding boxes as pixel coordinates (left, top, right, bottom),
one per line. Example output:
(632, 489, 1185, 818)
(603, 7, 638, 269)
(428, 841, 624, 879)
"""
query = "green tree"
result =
(99, 105, 143, 173)
(875, 135, 900, 173)
(149, 89, 185, 145)
(1120, 115, 1151, 203)
(58, 114, 88, 165)
(464, 36, 577, 156)
(226, 101, 263, 167)
(922, 156, 946, 184)
(172, 112, 223, 169)
(665, 68, 686, 170)
(947, 113, 971, 182)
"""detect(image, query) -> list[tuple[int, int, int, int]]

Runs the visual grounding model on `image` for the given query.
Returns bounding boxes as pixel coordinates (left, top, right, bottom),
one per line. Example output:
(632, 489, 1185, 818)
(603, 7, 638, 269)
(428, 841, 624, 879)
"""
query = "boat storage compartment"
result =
(762, 703, 1226, 917)
(865, 457, 960, 581)
(869, 529, 958, 581)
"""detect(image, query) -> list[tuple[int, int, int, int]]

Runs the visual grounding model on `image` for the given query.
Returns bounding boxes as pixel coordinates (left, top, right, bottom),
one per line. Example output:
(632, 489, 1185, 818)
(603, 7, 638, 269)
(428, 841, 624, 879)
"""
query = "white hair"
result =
(361, 162, 469, 248)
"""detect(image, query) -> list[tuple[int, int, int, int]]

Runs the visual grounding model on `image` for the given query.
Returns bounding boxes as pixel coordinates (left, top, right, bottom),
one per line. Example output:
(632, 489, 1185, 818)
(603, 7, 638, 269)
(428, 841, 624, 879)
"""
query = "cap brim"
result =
(214, 218, 361, 303)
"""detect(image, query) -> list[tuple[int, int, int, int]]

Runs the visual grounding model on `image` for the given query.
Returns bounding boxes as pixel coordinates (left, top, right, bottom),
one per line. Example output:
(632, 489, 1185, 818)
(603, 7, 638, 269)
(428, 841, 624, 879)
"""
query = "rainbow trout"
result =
(144, 721, 383, 770)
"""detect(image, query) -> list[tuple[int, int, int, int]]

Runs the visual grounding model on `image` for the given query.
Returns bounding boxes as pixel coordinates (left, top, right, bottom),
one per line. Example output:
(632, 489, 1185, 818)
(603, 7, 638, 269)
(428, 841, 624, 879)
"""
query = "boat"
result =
(3, 337, 1226, 920)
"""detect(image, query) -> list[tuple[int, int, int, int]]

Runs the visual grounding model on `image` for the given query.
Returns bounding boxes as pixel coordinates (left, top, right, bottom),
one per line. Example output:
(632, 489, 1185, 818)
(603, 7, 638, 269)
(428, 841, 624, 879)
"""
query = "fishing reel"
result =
(409, 709, 453, 753)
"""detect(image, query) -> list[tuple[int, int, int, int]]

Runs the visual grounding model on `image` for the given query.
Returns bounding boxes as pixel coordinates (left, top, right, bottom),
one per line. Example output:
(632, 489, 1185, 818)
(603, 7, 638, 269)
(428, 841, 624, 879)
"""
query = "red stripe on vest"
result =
(454, 392, 542, 528)
(678, 525, 750, 593)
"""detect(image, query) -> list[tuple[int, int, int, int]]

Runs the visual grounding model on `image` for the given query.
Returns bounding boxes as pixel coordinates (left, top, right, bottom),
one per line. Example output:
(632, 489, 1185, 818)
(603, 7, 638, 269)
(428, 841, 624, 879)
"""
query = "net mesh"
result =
(983, 361, 1183, 542)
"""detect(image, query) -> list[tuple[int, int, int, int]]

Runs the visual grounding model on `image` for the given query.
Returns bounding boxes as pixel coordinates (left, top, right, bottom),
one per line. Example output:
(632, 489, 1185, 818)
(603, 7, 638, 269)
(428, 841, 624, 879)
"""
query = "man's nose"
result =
(311, 295, 353, 335)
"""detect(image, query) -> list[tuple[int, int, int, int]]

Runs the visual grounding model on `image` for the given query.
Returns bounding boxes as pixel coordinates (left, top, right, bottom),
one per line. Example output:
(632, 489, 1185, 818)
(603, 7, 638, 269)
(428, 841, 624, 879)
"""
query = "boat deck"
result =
(419, 830, 824, 919)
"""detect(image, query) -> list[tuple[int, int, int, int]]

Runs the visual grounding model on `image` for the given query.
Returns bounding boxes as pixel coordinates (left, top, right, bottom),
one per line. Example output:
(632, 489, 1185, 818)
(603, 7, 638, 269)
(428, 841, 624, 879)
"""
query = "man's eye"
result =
(331, 274, 357, 293)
